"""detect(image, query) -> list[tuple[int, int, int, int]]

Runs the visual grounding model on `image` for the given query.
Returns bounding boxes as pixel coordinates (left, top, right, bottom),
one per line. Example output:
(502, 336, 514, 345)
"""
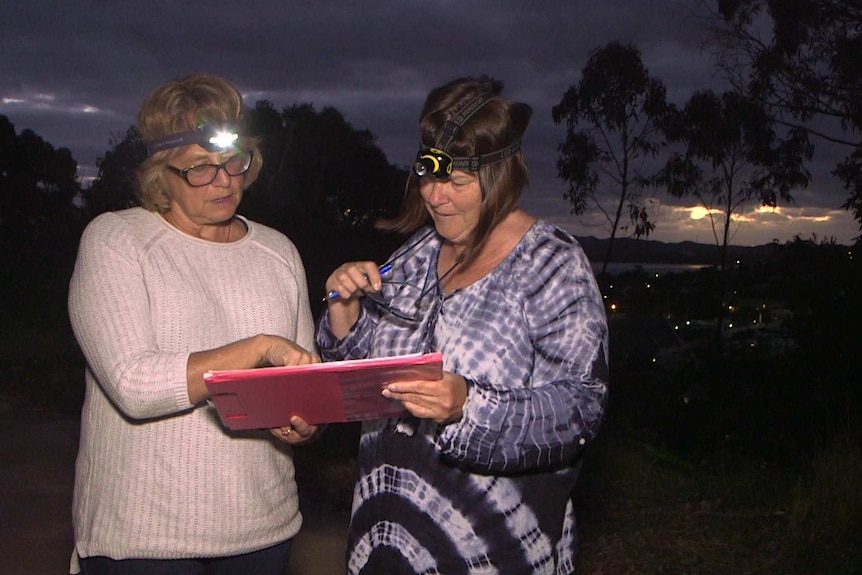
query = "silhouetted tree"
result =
(654, 89, 812, 346)
(244, 101, 404, 232)
(0, 114, 85, 316)
(552, 42, 670, 275)
(710, 0, 862, 233)
(81, 127, 145, 217)
(243, 101, 406, 304)
(81, 102, 407, 309)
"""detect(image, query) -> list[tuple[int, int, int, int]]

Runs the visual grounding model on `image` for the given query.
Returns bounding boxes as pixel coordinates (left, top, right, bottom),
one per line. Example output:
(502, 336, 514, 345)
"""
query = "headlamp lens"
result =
(206, 129, 239, 150)
(412, 147, 453, 180)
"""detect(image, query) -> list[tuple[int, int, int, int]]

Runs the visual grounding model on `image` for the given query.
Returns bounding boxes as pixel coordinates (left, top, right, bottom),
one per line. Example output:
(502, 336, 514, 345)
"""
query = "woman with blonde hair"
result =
(68, 73, 318, 574)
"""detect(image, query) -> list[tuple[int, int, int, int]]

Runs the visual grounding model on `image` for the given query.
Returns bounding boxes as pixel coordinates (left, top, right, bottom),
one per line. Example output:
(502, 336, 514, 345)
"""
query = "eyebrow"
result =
(178, 151, 231, 166)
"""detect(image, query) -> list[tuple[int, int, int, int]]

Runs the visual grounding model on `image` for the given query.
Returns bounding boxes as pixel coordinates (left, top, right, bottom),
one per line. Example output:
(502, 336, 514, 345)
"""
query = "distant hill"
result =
(575, 236, 785, 265)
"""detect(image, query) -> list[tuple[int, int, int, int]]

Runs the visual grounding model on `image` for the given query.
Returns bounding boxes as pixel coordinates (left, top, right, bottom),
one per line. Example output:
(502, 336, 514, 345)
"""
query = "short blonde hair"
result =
(135, 73, 263, 212)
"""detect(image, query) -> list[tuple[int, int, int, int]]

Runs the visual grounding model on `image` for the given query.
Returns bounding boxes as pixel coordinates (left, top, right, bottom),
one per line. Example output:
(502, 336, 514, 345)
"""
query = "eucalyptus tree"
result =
(0, 114, 84, 315)
(655, 89, 812, 343)
(82, 127, 145, 217)
(552, 41, 670, 275)
(711, 0, 862, 232)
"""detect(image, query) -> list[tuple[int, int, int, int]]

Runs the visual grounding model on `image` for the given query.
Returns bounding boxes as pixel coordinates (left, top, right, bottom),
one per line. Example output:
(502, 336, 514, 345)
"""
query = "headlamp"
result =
(412, 141, 521, 180)
(412, 90, 523, 180)
(146, 123, 241, 156)
(413, 148, 453, 179)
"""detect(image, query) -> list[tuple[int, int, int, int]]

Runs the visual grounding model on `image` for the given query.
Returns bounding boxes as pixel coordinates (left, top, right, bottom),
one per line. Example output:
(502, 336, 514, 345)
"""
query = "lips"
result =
(212, 192, 237, 203)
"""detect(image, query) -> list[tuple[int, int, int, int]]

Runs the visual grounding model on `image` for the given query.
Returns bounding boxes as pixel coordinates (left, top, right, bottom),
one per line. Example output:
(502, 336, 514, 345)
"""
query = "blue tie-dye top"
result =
(317, 219, 609, 575)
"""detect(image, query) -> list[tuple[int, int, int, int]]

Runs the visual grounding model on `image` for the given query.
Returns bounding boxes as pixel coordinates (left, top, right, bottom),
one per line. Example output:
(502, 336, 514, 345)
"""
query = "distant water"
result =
(591, 262, 713, 276)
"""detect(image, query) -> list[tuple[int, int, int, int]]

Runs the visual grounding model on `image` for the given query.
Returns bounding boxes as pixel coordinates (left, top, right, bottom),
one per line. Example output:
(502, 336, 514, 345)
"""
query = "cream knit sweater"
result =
(67, 207, 315, 572)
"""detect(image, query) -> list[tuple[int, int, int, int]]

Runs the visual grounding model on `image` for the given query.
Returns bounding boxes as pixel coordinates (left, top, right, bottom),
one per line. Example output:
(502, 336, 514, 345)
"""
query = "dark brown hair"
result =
(379, 76, 532, 265)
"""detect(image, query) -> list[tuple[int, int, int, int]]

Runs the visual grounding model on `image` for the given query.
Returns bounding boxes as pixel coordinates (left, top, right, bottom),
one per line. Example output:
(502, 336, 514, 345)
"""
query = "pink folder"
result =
(204, 352, 443, 430)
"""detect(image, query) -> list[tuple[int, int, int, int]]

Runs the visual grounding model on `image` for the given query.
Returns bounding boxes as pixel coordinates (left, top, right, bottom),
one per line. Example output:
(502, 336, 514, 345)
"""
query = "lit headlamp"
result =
(146, 123, 241, 156)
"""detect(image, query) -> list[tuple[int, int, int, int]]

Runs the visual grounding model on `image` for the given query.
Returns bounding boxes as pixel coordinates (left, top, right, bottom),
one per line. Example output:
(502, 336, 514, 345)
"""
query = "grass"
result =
(4, 312, 860, 574)
(575, 430, 862, 575)
(0, 309, 84, 414)
(289, 421, 862, 574)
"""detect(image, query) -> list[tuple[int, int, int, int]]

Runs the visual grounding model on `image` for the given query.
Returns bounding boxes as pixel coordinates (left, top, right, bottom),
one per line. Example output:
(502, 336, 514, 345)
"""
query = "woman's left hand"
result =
(382, 371, 468, 424)
(270, 415, 320, 445)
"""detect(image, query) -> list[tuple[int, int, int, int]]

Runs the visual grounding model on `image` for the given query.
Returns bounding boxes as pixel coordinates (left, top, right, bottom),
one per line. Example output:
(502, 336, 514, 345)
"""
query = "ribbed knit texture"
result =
(67, 207, 314, 572)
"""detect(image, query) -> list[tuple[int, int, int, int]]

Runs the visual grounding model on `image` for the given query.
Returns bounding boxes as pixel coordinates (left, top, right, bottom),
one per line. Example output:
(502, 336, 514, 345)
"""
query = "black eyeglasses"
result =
(167, 150, 253, 187)
(363, 230, 463, 324)
(363, 280, 437, 323)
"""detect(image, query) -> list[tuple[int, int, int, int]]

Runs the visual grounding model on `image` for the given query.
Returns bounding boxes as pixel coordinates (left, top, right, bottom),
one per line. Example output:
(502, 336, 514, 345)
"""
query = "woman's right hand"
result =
(259, 334, 318, 368)
(188, 334, 319, 405)
(324, 260, 382, 338)
(324, 260, 385, 301)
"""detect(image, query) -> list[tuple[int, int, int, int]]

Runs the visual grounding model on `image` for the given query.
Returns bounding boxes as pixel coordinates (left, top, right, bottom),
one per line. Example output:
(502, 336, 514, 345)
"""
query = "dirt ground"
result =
(0, 397, 349, 575)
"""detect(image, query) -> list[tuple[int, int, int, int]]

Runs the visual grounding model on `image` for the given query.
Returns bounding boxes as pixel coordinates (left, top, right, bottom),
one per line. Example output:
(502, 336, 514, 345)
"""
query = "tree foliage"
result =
(243, 101, 405, 234)
(81, 127, 146, 217)
(657, 90, 812, 268)
(552, 42, 669, 274)
(654, 89, 812, 346)
(81, 101, 408, 309)
(0, 114, 86, 315)
(711, 0, 862, 232)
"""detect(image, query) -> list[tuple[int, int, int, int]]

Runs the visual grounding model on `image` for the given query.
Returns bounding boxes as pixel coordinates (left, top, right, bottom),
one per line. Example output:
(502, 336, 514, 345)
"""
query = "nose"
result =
(211, 165, 232, 187)
(423, 179, 450, 205)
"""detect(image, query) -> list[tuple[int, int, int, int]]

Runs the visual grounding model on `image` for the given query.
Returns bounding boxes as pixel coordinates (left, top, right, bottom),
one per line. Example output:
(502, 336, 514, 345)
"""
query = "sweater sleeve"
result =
(68, 214, 192, 419)
(285, 241, 316, 355)
(316, 305, 377, 362)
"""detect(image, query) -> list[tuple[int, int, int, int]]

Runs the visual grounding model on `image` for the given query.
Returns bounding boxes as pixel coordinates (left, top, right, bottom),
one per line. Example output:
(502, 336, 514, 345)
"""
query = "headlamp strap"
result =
(451, 140, 521, 171)
(413, 90, 522, 178)
(147, 131, 200, 156)
(434, 91, 497, 151)
(145, 122, 240, 157)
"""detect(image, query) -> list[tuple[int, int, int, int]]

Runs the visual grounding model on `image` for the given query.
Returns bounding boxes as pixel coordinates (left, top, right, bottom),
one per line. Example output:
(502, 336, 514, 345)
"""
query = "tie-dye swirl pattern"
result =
(318, 220, 609, 574)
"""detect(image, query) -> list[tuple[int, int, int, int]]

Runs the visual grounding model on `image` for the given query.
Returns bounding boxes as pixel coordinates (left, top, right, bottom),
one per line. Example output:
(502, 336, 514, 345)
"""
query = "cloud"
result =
(1, 0, 857, 245)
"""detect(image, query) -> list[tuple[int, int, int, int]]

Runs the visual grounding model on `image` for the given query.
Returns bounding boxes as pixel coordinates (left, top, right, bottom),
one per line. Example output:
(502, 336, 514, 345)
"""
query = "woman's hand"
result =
(257, 338, 321, 442)
(270, 415, 321, 445)
(324, 260, 382, 339)
(325, 260, 385, 300)
(382, 371, 468, 424)
(188, 335, 319, 406)
(259, 335, 318, 368)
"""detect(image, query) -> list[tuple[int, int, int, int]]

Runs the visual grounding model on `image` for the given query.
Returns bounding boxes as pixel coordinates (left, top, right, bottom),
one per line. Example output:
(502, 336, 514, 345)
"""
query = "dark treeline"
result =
(80, 101, 411, 310)
(4, 3, 862, 564)
(2, 96, 860, 461)
(0, 101, 412, 408)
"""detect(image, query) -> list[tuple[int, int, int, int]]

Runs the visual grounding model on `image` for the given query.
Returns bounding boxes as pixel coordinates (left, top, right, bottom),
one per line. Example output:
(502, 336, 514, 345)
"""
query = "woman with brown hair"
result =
(319, 76, 609, 574)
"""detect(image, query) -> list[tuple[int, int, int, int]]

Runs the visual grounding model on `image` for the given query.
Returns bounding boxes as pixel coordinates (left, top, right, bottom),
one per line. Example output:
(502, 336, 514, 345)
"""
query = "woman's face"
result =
(419, 170, 483, 246)
(163, 144, 244, 229)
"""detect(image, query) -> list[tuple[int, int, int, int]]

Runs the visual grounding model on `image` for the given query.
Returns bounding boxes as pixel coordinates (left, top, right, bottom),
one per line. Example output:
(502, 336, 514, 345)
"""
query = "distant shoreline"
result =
(592, 262, 712, 276)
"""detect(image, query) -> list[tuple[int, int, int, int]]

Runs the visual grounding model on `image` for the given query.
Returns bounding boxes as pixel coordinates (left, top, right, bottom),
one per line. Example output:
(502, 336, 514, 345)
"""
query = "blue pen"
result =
(325, 263, 392, 301)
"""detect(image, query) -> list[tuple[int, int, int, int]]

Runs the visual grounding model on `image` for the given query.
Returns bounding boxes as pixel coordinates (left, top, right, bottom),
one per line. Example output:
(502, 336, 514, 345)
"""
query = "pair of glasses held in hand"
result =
(324, 229, 460, 323)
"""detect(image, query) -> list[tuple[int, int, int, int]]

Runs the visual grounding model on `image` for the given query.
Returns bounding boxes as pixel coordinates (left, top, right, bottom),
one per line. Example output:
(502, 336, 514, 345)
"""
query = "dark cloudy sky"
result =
(2, 0, 858, 246)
